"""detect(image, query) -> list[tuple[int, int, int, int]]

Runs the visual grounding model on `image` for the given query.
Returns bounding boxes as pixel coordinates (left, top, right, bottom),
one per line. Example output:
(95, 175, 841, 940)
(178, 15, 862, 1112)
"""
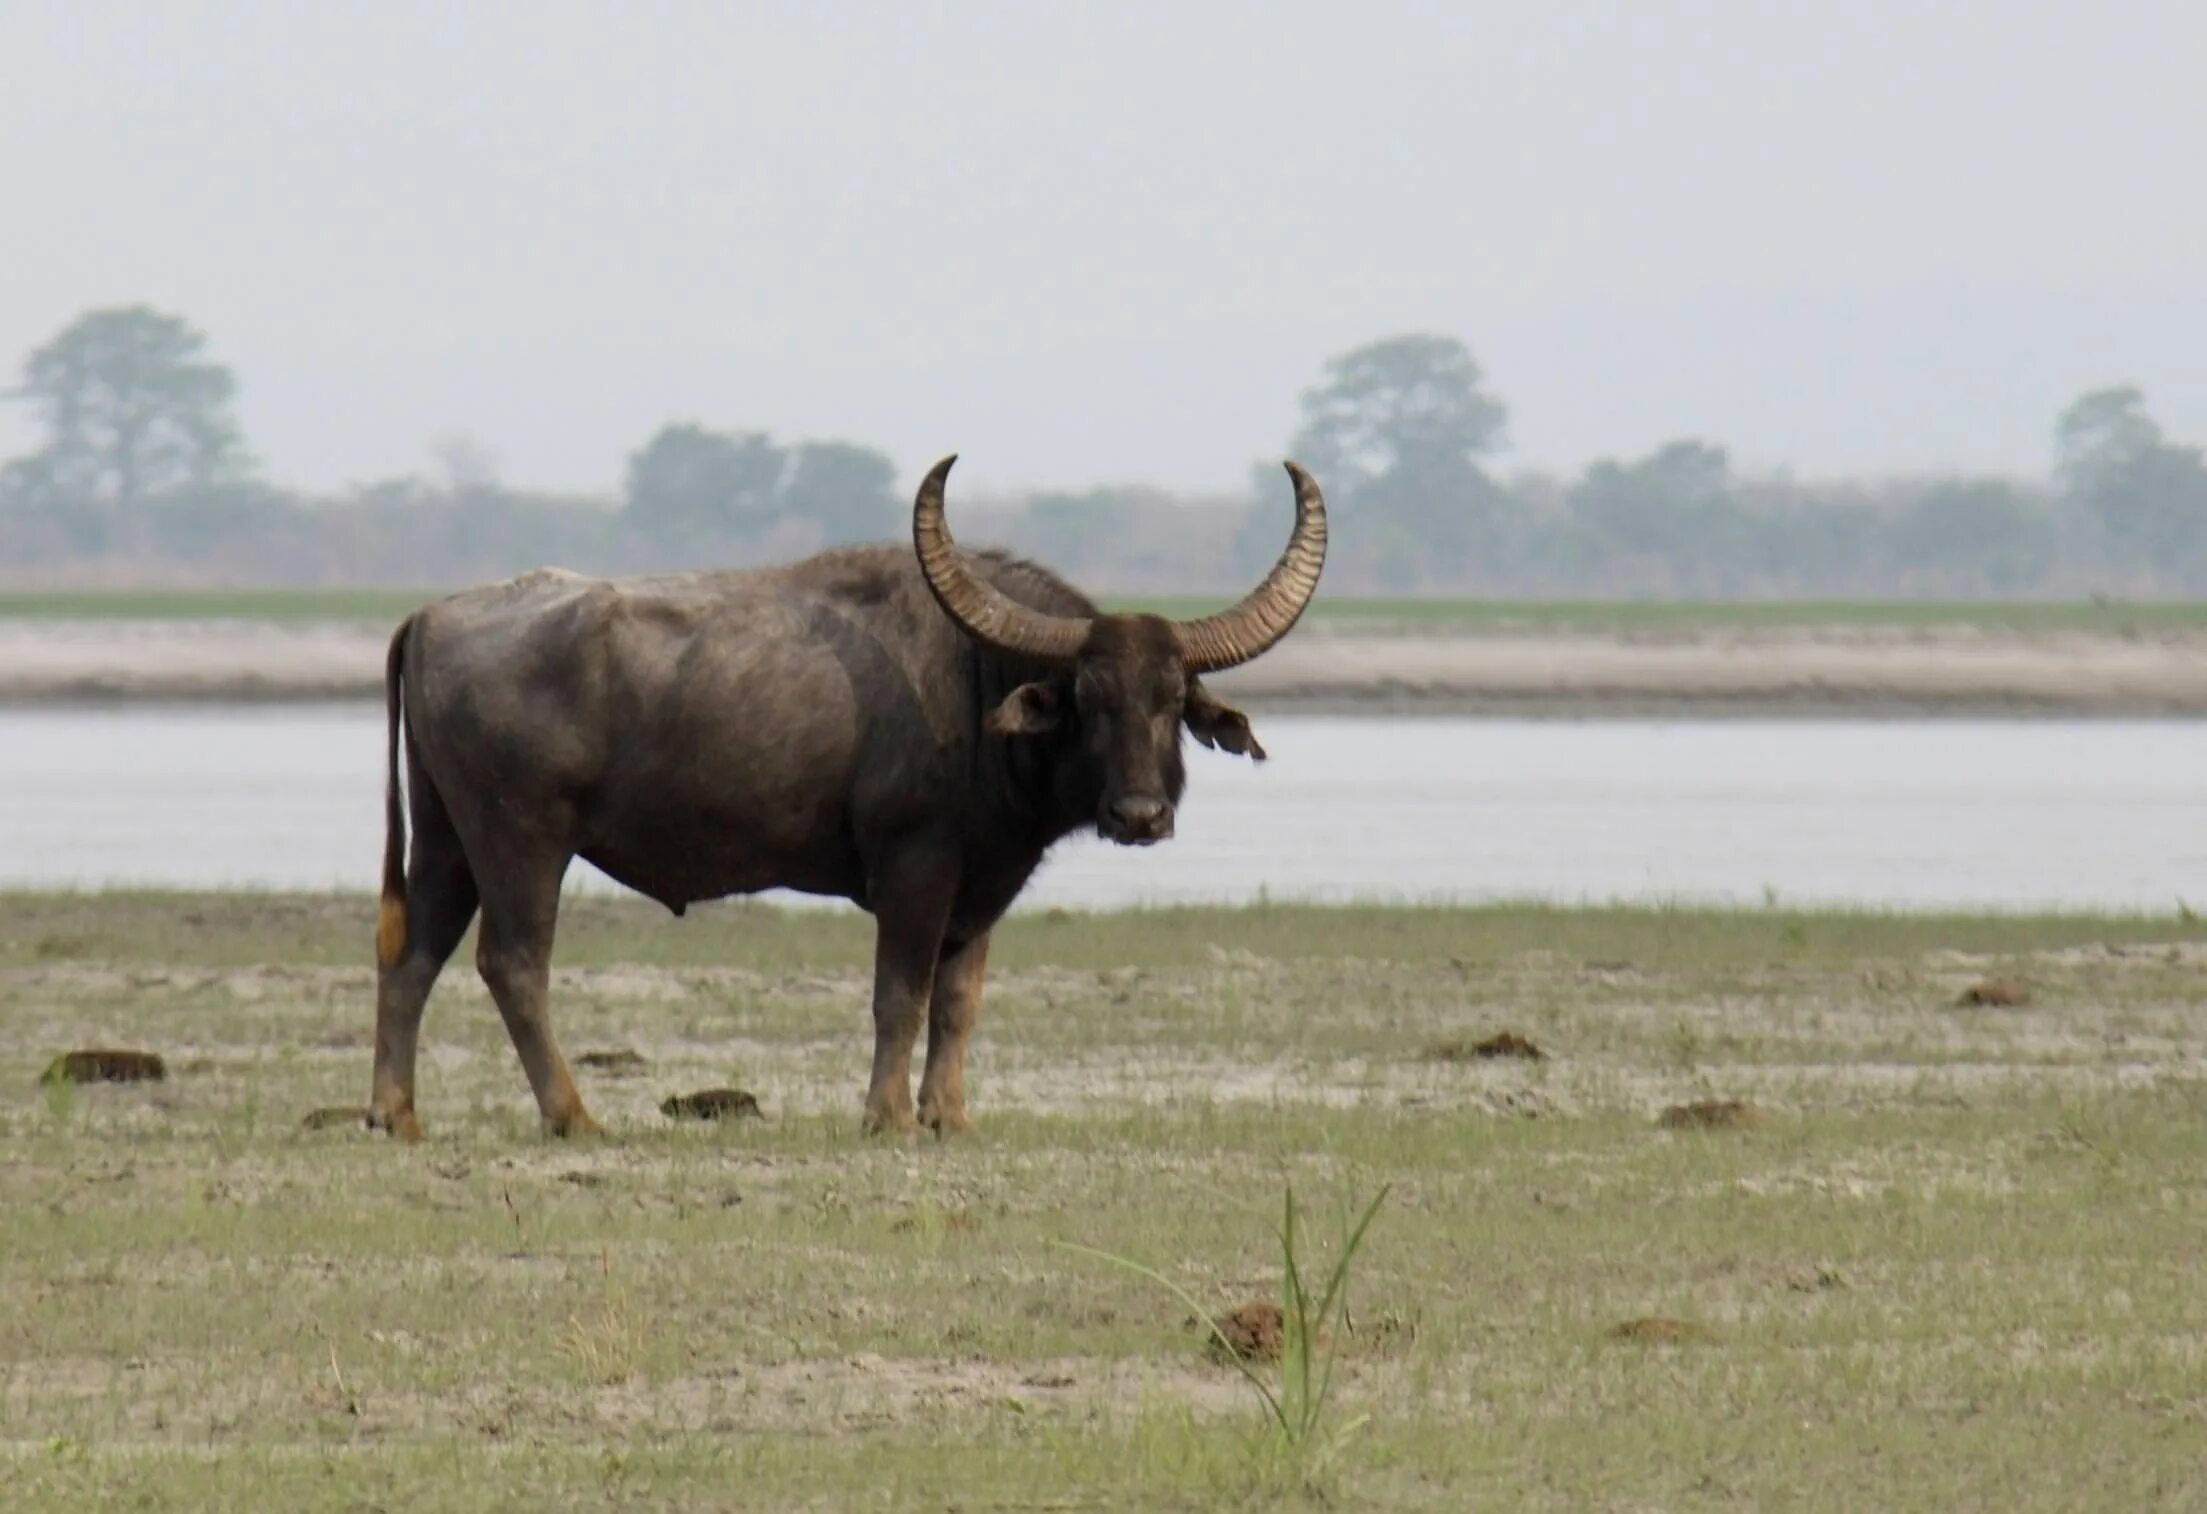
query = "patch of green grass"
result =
(1, 889, 2199, 973)
(0, 588, 439, 623)
(1106, 596, 2207, 636)
(10, 587, 2207, 638)
(1, 892, 2202, 1509)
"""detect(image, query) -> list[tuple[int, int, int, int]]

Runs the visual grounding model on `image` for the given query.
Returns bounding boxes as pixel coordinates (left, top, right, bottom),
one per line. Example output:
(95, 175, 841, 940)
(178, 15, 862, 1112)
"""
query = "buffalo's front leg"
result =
(863, 852, 954, 1135)
(918, 931, 989, 1134)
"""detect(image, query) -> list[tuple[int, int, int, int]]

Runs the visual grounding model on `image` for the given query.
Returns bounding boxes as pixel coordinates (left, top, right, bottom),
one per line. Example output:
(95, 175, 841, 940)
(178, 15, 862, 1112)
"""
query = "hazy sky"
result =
(4, 0, 2202, 499)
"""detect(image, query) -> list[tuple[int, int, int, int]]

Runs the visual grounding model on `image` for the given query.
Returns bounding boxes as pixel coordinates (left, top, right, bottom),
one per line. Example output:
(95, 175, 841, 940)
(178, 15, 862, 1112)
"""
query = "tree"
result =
(1014, 487, 1134, 572)
(1289, 334, 1508, 489)
(428, 433, 503, 498)
(1571, 441, 1739, 591)
(1887, 478, 2052, 593)
(2, 305, 247, 510)
(2054, 387, 2163, 494)
(1277, 334, 1512, 581)
(778, 440, 899, 546)
(2054, 387, 2207, 576)
(623, 423, 783, 540)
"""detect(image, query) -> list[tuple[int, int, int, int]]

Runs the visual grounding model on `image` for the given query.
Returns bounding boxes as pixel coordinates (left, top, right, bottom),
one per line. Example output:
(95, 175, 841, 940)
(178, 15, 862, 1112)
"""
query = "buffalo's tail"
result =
(376, 616, 415, 971)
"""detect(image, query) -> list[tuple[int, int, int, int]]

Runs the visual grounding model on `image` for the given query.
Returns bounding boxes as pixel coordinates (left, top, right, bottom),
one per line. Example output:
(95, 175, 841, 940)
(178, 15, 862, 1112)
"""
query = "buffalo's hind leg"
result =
(918, 931, 989, 1135)
(368, 788, 480, 1142)
(474, 846, 601, 1138)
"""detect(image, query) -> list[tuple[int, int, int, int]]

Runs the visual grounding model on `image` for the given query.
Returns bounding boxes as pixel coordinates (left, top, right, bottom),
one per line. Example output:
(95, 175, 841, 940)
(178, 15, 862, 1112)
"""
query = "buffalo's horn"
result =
(1174, 461, 1328, 673)
(913, 456, 1092, 663)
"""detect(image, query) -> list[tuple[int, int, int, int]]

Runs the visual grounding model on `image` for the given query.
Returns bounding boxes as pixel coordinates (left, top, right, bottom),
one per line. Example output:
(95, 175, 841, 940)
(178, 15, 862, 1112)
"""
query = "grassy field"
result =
(8, 586, 2207, 637)
(2, 893, 2203, 1510)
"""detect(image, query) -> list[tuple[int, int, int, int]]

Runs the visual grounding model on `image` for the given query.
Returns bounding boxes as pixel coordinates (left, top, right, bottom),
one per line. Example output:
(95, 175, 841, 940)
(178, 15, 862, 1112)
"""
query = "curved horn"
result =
(912, 455, 1092, 663)
(1175, 461, 1329, 673)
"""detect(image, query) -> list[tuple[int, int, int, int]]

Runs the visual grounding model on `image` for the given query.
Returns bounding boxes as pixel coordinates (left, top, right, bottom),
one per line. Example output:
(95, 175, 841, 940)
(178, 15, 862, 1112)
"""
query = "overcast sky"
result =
(3, 0, 2202, 498)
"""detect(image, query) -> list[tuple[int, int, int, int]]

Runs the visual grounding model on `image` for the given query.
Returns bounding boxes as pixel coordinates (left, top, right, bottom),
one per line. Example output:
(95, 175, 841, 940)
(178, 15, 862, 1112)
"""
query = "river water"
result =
(1, 705, 2201, 912)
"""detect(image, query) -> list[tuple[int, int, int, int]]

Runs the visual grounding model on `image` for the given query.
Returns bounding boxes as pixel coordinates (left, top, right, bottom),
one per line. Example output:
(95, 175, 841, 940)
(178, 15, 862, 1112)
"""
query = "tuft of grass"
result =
(1668, 1018, 1705, 1069)
(560, 1255, 643, 1386)
(41, 1072, 76, 1126)
(2051, 1104, 2126, 1177)
(1060, 1184, 1391, 1474)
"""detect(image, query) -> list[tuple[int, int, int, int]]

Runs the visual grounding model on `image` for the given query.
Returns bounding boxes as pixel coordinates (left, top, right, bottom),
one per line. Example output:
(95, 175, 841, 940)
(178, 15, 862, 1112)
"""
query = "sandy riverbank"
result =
(3, 616, 2205, 715)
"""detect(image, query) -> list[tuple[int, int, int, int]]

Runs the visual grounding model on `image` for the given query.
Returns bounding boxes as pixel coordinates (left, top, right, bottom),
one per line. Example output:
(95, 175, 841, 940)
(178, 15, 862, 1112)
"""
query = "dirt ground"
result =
(0, 895, 2202, 1509)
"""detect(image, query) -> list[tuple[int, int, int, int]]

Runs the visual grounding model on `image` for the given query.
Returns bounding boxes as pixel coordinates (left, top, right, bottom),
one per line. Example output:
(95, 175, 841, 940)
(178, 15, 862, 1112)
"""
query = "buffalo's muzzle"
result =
(1102, 795, 1174, 846)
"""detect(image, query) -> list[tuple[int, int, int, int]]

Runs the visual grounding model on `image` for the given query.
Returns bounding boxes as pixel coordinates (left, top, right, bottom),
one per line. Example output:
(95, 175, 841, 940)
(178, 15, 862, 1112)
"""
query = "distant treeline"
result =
(4, 308, 2205, 597)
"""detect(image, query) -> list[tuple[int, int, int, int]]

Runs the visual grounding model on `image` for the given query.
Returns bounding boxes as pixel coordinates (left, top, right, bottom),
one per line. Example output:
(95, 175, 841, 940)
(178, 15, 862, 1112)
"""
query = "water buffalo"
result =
(366, 456, 1326, 1139)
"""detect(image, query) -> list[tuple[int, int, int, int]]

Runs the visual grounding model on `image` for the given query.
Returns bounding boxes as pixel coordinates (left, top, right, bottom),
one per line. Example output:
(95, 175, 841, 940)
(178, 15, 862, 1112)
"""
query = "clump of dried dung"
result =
(1658, 1098, 1768, 1130)
(1428, 1030, 1547, 1062)
(661, 1088, 762, 1121)
(1609, 1316, 1709, 1343)
(1198, 1302, 1285, 1363)
(41, 1049, 166, 1085)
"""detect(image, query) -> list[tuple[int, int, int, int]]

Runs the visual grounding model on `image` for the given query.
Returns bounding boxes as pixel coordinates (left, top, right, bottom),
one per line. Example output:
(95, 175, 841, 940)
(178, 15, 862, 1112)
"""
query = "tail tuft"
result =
(377, 895, 407, 970)
(377, 616, 414, 971)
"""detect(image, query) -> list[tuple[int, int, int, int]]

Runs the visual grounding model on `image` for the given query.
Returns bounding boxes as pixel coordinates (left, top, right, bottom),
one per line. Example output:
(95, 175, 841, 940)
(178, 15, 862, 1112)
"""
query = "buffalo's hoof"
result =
(918, 1101, 971, 1137)
(546, 1108, 606, 1139)
(367, 1106, 425, 1143)
(861, 1106, 919, 1138)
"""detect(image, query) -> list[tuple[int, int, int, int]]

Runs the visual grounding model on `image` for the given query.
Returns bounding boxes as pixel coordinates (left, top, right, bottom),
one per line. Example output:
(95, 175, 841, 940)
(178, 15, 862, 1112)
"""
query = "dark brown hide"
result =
(366, 472, 1317, 1139)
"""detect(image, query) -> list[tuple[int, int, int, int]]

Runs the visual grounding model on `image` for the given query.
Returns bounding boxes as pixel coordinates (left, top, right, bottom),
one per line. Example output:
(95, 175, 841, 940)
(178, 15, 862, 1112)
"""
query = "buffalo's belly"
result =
(577, 788, 862, 909)
(581, 846, 862, 910)
(573, 622, 878, 905)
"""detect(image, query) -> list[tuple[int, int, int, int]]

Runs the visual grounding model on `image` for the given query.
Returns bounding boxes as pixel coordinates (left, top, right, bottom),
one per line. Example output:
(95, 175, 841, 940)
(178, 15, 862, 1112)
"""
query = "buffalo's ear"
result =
(1184, 685, 1266, 761)
(986, 682, 1063, 737)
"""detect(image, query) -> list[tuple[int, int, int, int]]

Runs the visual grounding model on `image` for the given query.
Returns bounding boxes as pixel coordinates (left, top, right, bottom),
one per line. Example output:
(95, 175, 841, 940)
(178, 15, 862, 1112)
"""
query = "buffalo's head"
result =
(912, 456, 1327, 846)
